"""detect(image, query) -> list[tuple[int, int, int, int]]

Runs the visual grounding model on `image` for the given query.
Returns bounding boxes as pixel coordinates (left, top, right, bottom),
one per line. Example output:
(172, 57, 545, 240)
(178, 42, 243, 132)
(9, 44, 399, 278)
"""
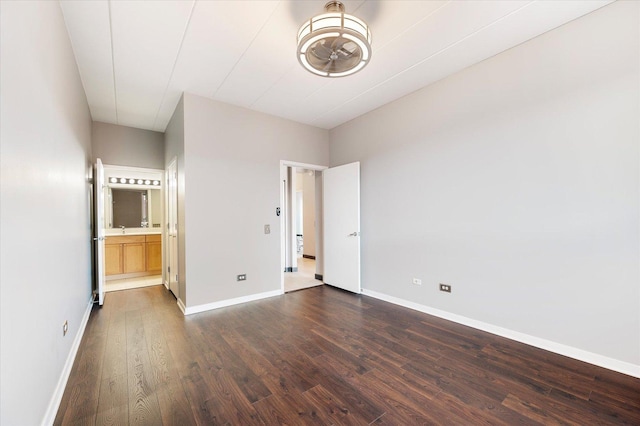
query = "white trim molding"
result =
(177, 297, 186, 314)
(183, 290, 283, 316)
(362, 289, 640, 379)
(41, 296, 94, 426)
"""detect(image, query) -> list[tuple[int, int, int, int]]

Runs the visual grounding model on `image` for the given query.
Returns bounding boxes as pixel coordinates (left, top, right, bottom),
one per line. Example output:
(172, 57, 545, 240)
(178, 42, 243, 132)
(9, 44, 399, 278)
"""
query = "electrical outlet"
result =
(439, 283, 452, 293)
(237, 274, 247, 281)
(264, 224, 271, 234)
(412, 278, 422, 286)
(62, 320, 69, 336)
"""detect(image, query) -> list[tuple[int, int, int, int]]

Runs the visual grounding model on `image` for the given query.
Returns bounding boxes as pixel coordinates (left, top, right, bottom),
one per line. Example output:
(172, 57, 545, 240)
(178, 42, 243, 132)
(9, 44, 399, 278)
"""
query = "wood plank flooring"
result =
(55, 285, 640, 425)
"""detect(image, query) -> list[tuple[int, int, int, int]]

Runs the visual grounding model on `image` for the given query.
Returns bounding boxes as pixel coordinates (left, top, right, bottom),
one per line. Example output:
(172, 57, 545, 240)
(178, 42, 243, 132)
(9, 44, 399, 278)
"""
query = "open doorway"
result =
(280, 161, 326, 293)
(99, 164, 165, 295)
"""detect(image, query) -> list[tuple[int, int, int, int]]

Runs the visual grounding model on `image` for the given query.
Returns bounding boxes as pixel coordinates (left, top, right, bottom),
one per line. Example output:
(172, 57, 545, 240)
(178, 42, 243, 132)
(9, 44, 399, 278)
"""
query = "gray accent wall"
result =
(329, 1, 639, 367)
(181, 93, 329, 308)
(0, 2, 93, 424)
(92, 121, 164, 169)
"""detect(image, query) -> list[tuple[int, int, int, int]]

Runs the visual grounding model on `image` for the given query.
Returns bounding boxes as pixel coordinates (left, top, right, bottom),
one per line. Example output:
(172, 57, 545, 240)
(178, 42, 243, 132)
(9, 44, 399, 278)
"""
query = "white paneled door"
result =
(323, 162, 361, 294)
(95, 158, 106, 305)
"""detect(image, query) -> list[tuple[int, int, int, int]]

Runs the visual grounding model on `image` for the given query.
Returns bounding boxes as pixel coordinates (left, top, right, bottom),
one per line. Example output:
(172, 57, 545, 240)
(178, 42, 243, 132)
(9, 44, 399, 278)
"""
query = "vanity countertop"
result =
(105, 229, 162, 236)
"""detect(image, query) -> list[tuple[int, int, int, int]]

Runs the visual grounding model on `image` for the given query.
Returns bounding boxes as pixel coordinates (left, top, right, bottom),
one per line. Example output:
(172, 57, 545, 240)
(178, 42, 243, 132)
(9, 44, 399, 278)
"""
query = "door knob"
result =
(348, 231, 359, 237)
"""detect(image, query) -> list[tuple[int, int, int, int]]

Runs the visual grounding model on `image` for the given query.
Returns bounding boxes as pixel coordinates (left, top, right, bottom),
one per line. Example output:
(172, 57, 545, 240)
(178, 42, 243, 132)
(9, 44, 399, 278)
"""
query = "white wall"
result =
(296, 191, 303, 236)
(92, 121, 164, 169)
(303, 172, 316, 257)
(330, 1, 639, 369)
(0, 2, 93, 424)
(182, 93, 329, 307)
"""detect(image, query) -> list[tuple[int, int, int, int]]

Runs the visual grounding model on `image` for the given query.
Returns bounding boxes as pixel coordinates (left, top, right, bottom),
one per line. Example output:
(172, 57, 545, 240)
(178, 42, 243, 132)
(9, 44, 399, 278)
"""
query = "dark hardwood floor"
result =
(55, 285, 640, 425)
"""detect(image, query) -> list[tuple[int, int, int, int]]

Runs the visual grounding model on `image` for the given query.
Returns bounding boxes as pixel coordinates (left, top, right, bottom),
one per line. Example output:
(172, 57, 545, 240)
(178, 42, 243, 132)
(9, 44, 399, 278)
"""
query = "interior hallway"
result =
(284, 257, 322, 293)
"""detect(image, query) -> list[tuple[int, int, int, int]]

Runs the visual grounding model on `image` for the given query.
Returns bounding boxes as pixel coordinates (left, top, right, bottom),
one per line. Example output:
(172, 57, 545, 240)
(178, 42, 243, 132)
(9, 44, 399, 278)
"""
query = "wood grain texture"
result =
(55, 285, 640, 425)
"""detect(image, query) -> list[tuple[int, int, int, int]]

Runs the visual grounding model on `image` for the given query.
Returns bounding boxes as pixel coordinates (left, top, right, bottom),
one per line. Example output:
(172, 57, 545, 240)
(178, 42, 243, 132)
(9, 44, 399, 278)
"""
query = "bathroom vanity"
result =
(105, 233, 162, 280)
(101, 164, 165, 282)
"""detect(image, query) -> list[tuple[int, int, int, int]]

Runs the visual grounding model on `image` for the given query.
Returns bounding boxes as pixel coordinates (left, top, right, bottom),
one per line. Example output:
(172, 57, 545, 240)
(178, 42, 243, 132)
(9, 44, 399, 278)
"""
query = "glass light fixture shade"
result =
(108, 177, 160, 187)
(297, 1, 371, 78)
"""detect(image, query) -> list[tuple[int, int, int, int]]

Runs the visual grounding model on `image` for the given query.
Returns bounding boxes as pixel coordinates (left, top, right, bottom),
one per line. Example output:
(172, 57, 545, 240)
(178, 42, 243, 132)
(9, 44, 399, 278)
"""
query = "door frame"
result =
(95, 159, 106, 305)
(280, 160, 327, 293)
(166, 157, 179, 298)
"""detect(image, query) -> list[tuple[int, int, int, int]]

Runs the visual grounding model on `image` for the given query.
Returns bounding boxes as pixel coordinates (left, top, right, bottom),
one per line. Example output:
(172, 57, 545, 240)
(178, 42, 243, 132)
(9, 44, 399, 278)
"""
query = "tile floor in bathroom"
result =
(105, 274, 163, 292)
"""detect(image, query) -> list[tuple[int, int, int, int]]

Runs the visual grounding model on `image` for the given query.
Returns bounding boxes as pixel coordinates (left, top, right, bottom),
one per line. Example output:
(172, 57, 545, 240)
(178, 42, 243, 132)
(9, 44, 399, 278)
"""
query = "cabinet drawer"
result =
(145, 234, 161, 243)
(106, 235, 145, 245)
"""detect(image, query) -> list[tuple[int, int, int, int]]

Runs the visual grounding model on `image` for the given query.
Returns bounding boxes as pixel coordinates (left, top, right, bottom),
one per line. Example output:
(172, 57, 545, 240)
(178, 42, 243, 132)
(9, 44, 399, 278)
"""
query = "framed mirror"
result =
(102, 164, 164, 232)
(106, 187, 161, 229)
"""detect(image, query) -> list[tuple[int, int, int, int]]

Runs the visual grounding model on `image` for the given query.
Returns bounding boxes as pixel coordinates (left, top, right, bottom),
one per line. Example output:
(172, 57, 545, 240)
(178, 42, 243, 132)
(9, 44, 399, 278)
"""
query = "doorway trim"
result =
(280, 160, 328, 294)
(166, 157, 179, 298)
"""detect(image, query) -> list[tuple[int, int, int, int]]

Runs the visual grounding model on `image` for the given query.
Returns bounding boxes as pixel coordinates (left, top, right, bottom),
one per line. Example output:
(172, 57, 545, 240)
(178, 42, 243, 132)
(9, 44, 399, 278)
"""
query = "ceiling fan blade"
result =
(331, 36, 347, 51)
(310, 43, 333, 61)
(322, 59, 335, 72)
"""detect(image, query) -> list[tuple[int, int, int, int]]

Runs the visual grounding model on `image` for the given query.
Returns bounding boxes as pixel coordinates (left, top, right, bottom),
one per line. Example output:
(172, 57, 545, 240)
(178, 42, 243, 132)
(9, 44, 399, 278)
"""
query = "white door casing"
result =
(323, 162, 361, 294)
(167, 158, 179, 297)
(95, 159, 106, 305)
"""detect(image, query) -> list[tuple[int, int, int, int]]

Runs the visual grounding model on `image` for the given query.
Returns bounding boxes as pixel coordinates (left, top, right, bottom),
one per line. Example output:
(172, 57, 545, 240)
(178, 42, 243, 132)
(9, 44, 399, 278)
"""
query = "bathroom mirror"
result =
(105, 187, 162, 229)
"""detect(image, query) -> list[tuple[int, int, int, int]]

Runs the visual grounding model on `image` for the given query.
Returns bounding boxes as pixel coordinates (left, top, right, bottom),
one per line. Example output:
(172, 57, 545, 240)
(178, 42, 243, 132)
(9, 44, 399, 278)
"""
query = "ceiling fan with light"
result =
(296, 1, 372, 78)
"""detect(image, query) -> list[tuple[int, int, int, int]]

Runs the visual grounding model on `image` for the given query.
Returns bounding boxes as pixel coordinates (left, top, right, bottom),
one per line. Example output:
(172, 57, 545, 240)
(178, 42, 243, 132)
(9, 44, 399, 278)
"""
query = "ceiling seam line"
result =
(352, 0, 367, 14)
(248, 64, 298, 109)
(152, 0, 197, 131)
(108, 0, 118, 124)
(375, 0, 452, 53)
(57, 2, 96, 121)
(311, 0, 536, 126)
(210, 0, 283, 99)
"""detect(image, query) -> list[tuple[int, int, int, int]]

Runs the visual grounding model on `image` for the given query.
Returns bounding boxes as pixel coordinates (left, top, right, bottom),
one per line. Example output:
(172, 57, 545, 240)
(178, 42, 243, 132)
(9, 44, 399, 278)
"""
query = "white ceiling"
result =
(60, 0, 613, 132)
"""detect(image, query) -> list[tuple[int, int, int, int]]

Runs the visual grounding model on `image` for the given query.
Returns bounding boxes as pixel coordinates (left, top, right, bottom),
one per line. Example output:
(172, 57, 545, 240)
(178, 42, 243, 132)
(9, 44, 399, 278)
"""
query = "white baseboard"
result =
(183, 289, 283, 316)
(362, 289, 640, 379)
(177, 297, 186, 314)
(41, 295, 94, 426)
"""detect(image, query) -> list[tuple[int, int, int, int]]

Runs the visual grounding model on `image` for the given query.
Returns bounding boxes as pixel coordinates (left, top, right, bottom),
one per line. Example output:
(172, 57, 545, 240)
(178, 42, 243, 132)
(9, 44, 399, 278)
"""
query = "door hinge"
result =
(175, 274, 178, 282)
(168, 266, 170, 273)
